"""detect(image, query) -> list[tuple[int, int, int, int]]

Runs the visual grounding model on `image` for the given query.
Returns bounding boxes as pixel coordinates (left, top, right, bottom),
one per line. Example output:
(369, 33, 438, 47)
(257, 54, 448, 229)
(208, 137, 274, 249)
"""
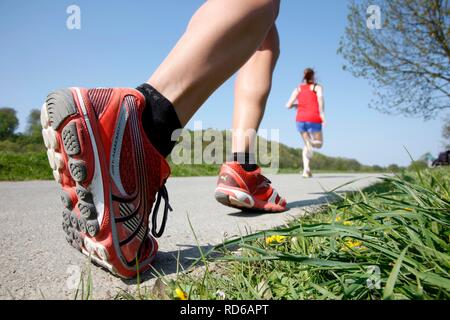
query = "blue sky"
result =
(0, 0, 447, 166)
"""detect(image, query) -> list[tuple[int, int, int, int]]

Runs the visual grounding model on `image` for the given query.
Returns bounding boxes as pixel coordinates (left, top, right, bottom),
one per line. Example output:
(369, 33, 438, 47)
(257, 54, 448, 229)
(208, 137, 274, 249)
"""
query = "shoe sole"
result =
(41, 89, 114, 273)
(214, 188, 284, 213)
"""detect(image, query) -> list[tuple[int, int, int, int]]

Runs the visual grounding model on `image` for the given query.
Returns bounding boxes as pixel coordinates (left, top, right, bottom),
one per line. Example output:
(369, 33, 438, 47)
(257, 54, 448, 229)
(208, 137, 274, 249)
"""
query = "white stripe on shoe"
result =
(268, 190, 279, 204)
(74, 88, 105, 226)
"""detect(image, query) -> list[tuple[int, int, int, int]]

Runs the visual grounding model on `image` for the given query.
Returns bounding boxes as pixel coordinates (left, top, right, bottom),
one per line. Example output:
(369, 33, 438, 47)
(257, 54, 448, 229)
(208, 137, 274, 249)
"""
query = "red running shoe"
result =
(214, 162, 287, 213)
(41, 87, 171, 278)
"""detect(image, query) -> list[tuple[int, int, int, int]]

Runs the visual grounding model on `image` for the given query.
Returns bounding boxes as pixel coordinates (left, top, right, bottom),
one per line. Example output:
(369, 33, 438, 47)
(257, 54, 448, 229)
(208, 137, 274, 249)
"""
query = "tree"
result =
(420, 152, 435, 166)
(372, 165, 384, 172)
(443, 116, 450, 149)
(0, 107, 19, 140)
(387, 164, 401, 172)
(26, 109, 41, 137)
(338, 0, 450, 119)
(409, 160, 429, 171)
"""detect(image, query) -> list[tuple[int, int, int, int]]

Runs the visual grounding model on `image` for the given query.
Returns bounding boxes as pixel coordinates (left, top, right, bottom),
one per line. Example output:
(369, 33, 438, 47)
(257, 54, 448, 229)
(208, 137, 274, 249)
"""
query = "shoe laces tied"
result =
(151, 184, 172, 238)
(260, 174, 272, 186)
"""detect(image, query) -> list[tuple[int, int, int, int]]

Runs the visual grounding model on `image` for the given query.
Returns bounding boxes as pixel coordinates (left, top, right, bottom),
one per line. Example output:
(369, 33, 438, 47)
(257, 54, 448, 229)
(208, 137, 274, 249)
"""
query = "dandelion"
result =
(404, 208, 413, 212)
(341, 239, 365, 251)
(265, 235, 287, 245)
(175, 287, 188, 300)
(336, 216, 353, 226)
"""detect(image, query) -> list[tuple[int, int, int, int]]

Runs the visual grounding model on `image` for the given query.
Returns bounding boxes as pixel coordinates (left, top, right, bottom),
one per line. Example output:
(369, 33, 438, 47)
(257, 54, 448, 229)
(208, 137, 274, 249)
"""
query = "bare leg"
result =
(232, 25, 280, 154)
(301, 132, 313, 175)
(148, 0, 280, 126)
(300, 131, 323, 175)
(310, 131, 323, 148)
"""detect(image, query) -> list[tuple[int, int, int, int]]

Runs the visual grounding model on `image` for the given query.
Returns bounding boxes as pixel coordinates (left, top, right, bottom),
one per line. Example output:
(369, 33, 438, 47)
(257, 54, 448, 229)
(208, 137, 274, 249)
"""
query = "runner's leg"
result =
(310, 131, 323, 149)
(231, 25, 280, 162)
(301, 132, 313, 175)
(148, 0, 280, 126)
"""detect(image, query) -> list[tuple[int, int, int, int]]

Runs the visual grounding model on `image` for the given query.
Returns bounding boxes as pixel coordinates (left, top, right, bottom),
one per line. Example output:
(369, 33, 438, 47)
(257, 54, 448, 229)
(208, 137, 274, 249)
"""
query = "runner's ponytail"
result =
(303, 68, 315, 84)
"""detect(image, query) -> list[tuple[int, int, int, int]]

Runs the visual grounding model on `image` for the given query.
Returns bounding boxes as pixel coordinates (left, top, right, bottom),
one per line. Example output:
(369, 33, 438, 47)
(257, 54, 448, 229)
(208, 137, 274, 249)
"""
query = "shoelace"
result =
(263, 176, 271, 184)
(151, 184, 172, 238)
(259, 175, 272, 187)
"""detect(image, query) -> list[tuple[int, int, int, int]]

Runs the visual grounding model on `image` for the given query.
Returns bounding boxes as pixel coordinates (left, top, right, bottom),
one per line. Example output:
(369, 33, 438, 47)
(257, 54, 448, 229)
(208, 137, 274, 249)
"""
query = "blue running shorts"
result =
(296, 121, 322, 133)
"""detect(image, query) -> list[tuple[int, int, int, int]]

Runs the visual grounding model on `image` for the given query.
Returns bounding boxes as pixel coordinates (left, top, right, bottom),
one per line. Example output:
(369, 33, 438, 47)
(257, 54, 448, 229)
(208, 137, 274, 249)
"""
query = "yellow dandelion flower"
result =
(341, 239, 365, 251)
(335, 216, 342, 222)
(343, 221, 353, 226)
(175, 288, 188, 300)
(348, 240, 363, 248)
(265, 235, 287, 245)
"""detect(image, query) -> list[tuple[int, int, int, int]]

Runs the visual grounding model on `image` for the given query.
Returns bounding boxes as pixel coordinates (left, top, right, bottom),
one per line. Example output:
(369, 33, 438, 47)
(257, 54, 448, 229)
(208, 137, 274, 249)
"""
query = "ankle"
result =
(136, 83, 182, 158)
(231, 152, 258, 172)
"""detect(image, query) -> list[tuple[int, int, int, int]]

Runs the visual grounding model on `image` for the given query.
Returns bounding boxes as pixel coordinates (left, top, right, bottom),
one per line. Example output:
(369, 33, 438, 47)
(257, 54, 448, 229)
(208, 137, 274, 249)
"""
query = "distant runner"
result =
(286, 68, 325, 178)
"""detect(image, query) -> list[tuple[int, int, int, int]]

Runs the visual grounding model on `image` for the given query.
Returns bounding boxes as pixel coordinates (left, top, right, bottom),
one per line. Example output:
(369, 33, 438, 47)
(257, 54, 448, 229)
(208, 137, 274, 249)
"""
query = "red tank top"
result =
(296, 84, 322, 123)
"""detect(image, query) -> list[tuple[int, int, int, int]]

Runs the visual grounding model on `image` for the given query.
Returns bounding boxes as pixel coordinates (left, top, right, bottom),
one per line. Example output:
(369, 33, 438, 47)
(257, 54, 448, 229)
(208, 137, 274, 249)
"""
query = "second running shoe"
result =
(215, 162, 287, 213)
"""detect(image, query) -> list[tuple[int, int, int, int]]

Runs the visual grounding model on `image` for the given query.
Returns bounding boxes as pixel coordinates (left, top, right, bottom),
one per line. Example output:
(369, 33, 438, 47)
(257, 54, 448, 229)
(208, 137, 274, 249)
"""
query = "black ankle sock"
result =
(232, 152, 258, 172)
(136, 83, 182, 158)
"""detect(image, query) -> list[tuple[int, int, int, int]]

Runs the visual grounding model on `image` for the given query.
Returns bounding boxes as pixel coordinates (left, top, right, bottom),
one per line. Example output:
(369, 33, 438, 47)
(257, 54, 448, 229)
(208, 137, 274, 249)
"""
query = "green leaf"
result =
(309, 283, 342, 300)
(383, 246, 409, 300)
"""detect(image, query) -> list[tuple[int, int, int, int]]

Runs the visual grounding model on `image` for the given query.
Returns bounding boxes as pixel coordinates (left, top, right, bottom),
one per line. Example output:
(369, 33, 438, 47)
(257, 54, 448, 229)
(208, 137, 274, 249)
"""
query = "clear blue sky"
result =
(0, 0, 446, 166)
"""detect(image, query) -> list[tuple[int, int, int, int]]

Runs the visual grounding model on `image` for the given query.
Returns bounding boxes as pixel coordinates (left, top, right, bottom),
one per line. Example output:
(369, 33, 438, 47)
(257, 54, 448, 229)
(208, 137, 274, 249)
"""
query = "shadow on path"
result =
(310, 175, 356, 179)
(287, 194, 339, 209)
(225, 194, 340, 217)
(227, 211, 272, 218)
(308, 191, 346, 195)
(121, 244, 215, 285)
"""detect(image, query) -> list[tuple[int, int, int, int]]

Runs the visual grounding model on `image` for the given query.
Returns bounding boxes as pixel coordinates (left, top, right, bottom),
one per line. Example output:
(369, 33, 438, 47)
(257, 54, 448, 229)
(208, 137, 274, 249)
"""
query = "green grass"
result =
(276, 168, 386, 174)
(169, 162, 220, 177)
(0, 151, 382, 181)
(122, 167, 450, 300)
(0, 152, 53, 181)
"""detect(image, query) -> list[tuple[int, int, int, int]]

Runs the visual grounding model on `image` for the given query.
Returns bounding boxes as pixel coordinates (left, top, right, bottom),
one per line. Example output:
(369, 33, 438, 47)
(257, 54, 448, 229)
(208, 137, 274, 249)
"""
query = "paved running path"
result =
(0, 173, 382, 299)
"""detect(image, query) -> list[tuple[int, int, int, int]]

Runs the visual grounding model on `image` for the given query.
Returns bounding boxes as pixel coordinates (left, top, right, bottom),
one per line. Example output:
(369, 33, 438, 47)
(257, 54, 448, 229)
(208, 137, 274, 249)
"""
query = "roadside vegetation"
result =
(114, 167, 449, 300)
(0, 108, 424, 181)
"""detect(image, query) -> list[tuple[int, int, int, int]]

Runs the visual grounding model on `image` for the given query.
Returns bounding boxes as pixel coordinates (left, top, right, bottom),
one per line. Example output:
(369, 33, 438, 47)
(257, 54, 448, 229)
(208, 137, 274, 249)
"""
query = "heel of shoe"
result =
(41, 89, 108, 267)
(215, 187, 254, 209)
(215, 191, 231, 207)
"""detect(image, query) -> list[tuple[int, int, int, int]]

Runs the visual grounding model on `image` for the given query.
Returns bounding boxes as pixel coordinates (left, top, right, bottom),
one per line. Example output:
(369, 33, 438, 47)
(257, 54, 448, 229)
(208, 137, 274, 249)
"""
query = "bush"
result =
(0, 152, 52, 181)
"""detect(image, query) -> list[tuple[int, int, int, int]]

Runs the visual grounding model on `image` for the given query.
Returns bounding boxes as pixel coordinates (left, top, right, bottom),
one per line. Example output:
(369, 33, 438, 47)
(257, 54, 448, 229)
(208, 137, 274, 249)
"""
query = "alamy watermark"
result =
(66, 5, 81, 30)
(366, 5, 382, 30)
(170, 121, 280, 173)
